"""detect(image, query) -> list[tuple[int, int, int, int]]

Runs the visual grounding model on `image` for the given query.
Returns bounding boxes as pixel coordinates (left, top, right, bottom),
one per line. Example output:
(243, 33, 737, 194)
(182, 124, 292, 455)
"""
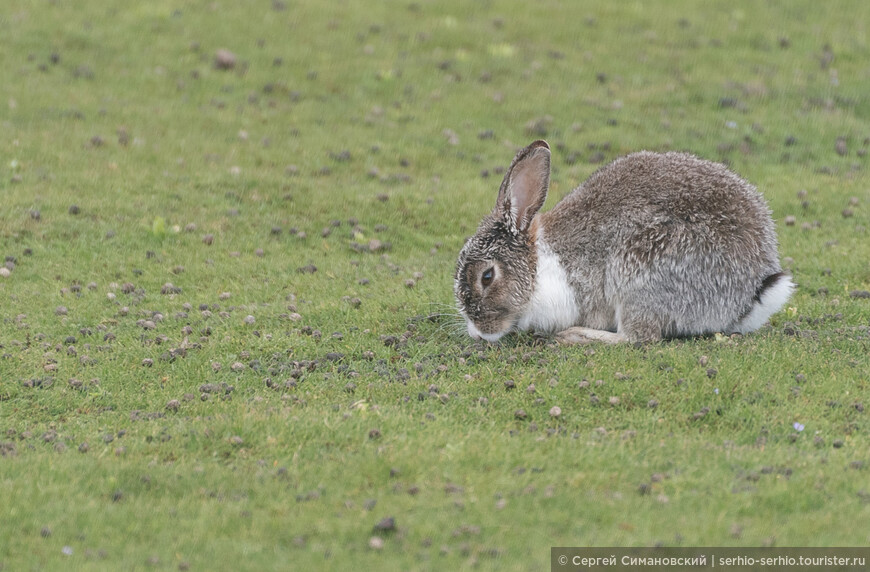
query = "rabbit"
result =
(454, 140, 794, 344)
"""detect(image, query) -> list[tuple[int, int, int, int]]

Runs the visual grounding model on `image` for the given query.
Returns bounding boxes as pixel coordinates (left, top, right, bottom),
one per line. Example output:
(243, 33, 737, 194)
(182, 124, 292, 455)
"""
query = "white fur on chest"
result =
(516, 232, 579, 333)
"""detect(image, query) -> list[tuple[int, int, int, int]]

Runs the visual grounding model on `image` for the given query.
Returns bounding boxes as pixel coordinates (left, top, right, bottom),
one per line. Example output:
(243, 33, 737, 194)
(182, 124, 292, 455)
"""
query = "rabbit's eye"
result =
(481, 268, 494, 287)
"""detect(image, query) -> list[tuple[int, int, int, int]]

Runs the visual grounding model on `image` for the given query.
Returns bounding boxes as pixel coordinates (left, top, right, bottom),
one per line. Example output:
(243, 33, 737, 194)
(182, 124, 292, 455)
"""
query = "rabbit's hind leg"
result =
(552, 307, 665, 345)
(554, 327, 625, 345)
(617, 307, 665, 343)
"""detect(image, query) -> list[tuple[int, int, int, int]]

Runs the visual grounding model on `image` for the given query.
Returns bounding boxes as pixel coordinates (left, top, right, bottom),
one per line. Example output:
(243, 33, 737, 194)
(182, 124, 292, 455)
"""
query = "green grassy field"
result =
(1, 0, 869, 570)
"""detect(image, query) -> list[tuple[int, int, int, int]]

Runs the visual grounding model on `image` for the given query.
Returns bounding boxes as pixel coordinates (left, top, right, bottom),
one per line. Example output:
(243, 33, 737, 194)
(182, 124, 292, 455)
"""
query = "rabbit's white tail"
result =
(729, 272, 795, 334)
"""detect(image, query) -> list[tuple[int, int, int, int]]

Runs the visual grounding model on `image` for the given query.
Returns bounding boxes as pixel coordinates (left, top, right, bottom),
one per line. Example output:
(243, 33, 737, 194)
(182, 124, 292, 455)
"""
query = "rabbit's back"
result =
(542, 152, 783, 337)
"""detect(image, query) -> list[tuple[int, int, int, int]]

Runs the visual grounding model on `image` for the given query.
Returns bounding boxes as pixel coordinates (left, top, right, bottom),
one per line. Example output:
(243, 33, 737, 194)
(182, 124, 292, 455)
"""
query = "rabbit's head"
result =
(454, 140, 551, 342)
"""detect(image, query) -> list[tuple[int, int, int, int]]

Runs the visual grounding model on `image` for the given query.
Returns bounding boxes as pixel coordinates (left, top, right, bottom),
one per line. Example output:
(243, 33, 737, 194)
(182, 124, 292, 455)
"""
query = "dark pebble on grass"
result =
(373, 517, 396, 533)
(444, 483, 463, 494)
(833, 440, 844, 448)
(69, 205, 80, 215)
(718, 97, 738, 109)
(504, 380, 515, 390)
(368, 428, 381, 439)
(514, 409, 527, 420)
(849, 290, 870, 299)
(41, 527, 52, 537)
(1, 442, 17, 458)
(112, 490, 124, 503)
(297, 264, 317, 274)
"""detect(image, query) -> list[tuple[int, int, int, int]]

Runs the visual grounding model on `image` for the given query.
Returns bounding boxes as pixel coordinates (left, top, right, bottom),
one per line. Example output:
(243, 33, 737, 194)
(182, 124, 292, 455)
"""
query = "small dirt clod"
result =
(215, 49, 237, 70)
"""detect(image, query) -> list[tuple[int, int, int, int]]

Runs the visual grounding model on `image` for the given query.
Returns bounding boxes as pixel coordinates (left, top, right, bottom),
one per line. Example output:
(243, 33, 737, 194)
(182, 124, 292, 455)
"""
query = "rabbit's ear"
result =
(496, 140, 550, 233)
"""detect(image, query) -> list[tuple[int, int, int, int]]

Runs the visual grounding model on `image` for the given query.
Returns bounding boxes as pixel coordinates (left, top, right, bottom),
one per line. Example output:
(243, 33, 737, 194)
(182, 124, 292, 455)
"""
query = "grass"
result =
(1, 0, 869, 570)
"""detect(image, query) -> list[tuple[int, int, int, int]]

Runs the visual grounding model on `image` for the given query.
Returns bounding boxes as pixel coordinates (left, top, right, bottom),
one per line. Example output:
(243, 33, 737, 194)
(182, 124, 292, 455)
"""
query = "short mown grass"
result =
(1, 0, 869, 570)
